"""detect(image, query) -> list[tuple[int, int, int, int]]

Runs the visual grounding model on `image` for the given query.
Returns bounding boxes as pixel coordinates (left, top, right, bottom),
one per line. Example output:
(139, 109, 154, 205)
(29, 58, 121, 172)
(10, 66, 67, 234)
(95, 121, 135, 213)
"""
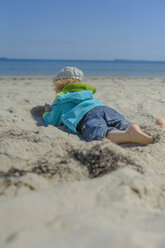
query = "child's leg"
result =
(79, 107, 153, 145)
(156, 118, 165, 127)
(107, 124, 153, 145)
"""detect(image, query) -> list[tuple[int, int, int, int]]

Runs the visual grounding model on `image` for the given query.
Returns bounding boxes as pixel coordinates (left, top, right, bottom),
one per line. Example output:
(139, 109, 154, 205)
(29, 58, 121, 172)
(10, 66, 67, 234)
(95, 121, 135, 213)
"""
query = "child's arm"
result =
(42, 104, 60, 126)
(42, 103, 52, 121)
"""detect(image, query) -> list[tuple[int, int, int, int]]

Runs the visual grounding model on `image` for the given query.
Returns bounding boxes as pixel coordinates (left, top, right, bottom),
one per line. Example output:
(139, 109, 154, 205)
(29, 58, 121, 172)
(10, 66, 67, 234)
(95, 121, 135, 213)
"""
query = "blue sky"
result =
(0, 0, 165, 60)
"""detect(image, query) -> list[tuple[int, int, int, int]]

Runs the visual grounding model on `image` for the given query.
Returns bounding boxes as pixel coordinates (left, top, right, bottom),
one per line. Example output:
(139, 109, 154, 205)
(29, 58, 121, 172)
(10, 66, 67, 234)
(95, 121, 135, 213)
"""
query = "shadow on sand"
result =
(30, 106, 46, 127)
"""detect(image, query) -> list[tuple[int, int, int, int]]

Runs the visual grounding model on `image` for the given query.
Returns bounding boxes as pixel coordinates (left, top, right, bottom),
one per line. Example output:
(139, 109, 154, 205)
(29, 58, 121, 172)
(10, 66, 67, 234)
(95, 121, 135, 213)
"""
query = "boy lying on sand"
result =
(42, 67, 165, 145)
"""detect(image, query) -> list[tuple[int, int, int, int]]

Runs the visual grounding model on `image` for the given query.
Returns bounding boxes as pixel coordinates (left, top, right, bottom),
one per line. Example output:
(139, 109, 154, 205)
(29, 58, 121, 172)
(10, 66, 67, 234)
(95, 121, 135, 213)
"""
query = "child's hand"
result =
(44, 103, 51, 112)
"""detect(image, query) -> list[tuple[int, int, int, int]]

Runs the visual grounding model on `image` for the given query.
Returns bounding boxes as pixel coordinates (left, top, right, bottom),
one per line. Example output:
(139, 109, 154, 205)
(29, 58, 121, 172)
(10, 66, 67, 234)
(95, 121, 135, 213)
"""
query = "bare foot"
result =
(156, 118, 165, 127)
(126, 124, 153, 145)
(107, 125, 153, 145)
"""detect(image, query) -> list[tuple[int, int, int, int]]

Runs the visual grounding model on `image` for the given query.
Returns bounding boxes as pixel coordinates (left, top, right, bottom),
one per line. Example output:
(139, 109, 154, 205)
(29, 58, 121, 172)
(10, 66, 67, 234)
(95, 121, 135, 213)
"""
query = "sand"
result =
(0, 76, 165, 248)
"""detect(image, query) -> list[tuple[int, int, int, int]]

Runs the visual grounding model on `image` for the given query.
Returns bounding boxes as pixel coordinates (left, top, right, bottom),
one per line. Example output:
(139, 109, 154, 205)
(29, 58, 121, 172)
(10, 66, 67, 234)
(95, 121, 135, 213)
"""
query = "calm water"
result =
(0, 59, 165, 77)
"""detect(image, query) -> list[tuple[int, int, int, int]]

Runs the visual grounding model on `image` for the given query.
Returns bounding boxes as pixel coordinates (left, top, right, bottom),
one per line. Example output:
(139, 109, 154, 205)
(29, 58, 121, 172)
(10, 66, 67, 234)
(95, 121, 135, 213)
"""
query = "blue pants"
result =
(79, 106, 132, 142)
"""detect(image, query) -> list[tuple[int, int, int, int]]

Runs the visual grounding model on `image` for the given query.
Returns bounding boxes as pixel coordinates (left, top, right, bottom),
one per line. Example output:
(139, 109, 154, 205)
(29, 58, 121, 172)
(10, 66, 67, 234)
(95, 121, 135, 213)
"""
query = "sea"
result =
(0, 59, 165, 77)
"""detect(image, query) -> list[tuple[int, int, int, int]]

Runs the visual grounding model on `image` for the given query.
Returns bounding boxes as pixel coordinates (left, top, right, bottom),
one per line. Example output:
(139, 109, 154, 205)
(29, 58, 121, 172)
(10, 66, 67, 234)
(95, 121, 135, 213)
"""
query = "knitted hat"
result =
(54, 67, 84, 81)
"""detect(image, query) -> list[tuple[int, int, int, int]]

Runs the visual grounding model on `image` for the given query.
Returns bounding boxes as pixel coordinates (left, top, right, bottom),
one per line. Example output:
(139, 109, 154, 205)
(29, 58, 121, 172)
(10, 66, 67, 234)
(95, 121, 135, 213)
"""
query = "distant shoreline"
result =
(0, 58, 165, 63)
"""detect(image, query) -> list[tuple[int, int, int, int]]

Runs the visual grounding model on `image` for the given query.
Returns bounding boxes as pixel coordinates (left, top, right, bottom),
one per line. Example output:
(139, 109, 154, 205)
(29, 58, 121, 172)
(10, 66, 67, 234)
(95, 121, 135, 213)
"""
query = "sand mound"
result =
(0, 123, 165, 205)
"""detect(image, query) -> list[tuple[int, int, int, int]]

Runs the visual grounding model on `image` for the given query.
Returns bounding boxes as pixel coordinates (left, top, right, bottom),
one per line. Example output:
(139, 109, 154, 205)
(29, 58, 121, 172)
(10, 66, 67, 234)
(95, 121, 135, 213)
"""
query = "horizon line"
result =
(1, 57, 165, 62)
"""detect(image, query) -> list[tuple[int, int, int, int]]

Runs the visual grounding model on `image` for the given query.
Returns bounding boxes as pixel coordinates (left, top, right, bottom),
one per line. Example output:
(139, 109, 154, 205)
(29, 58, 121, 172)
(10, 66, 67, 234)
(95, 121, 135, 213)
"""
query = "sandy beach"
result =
(0, 76, 165, 248)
